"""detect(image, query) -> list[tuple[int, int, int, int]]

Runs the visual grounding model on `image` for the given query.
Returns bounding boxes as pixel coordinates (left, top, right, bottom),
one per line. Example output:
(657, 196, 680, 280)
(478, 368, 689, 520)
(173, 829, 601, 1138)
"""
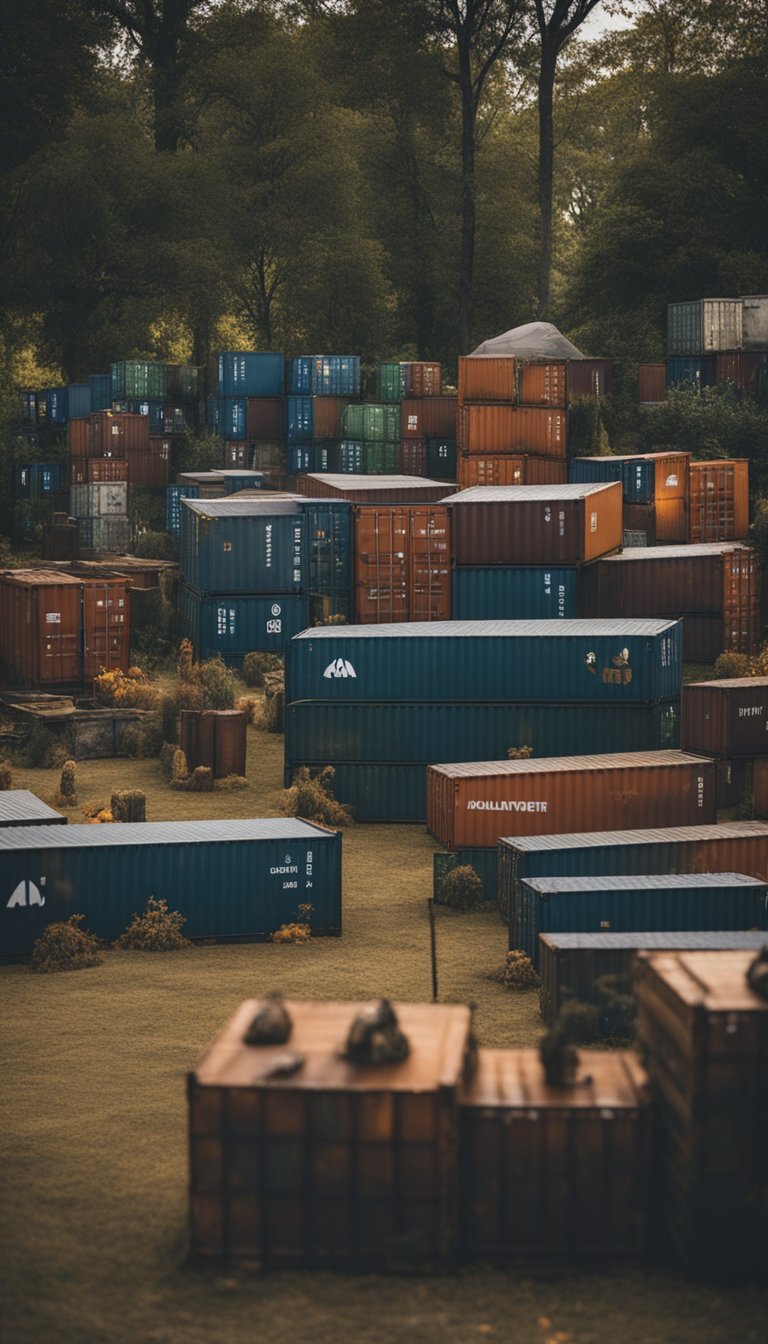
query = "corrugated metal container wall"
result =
(15, 463, 65, 499)
(0, 819, 341, 957)
(566, 359, 614, 400)
(70, 483, 128, 518)
(177, 471, 226, 496)
(20, 390, 38, 423)
(217, 352, 285, 398)
(217, 398, 247, 440)
(246, 397, 283, 440)
(517, 362, 567, 408)
(715, 351, 768, 395)
(457, 454, 567, 488)
(401, 398, 457, 440)
(448, 483, 622, 566)
(82, 579, 131, 677)
(400, 441, 428, 477)
(459, 1049, 651, 1264)
(681, 677, 768, 757)
(667, 300, 743, 356)
(44, 388, 69, 423)
(166, 484, 200, 533)
(288, 355, 360, 397)
(426, 751, 716, 851)
(224, 441, 252, 469)
(378, 362, 406, 402)
(287, 397, 348, 443)
(110, 360, 166, 400)
(741, 295, 768, 350)
(426, 438, 457, 479)
(569, 453, 688, 507)
(117, 397, 164, 433)
(180, 586, 309, 664)
(457, 356, 516, 403)
(515, 872, 765, 968)
(0, 792, 66, 827)
(638, 364, 667, 403)
(289, 761, 427, 821)
(85, 411, 150, 458)
(68, 384, 91, 419)
(180, 708, 247, 778)
(452, 566, 578, 620)
(539, 927, 768, 1028)
(688, 459, 750, 542)
(179, 499, 304, 595)
(300, 499, 354, 623)
(667, 356, 717, 389)
(76, 517, 131, 552)
(295, 474, 456, 504)
(285, 618, 682, 705)
(127, 444, 171, 490)
(285, 700, 680, 774)
(0, 571, 83, 683)
(71, 459, 129, 485)
(88, 374, 111, 411)
(498, 821, 768, 923)
(289, 443, 339, 474)
(221, 470, 264, 494)
(754, 758, 768, 817)
(457, 406, 567, 458)
(405, 361, 442, 397)
(342, 404, 400, 443)
(354, 505, 451, 624)
(165, 364, 198, 399)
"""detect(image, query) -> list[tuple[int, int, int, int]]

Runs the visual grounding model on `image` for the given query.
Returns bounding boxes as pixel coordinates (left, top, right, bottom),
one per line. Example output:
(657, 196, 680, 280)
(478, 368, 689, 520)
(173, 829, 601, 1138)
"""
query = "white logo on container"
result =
(7, 879, 46, 909)
(323, 658, 356, 679)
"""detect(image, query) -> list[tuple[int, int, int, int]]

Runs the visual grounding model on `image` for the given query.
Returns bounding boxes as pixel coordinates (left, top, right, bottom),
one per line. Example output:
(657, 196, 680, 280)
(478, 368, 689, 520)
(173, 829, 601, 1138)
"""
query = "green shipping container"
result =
(110, 360, 167, 400)
(342, 404, 400, 443)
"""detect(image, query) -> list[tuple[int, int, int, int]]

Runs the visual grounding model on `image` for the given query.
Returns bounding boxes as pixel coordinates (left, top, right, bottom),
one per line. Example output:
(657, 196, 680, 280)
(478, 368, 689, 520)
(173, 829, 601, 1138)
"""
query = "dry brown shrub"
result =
(507, 744, 534, 760)
(81, 800, 113, 823)
(0, 759, 13, 790)
(491, 950, 541, 991)
(30, 915, 102, 973)
(438, 865, 484, 910)
(111, 790, 146, 822)
(213, 774, 248, 791)
(272, 904, 314, 944)
(279, 766, 352, 827)
(236, 694, 262, 725)
(713, 651, 753, 679)
(115, 896, 189, 951)
(241, 651, 283, 687)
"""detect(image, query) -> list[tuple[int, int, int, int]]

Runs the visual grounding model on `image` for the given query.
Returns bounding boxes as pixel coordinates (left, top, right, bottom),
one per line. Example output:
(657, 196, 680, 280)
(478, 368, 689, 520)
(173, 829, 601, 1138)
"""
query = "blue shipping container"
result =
(180, 586, 310, 664)
(15, 463, 65, 501)
(569, 456, 655, 504)
(121, 398, 165, 434)
(667, 357, 717, 390)
(426, 438, 457, 480)
(0, 818, 341, 958)
(452, 567, 579, 621)
(20, 391, 38, 423)
(288, 355, 360, 397)
(218, 398, 247, 440)
(289, 443, 339, 474)
(217, 351, 285, 398)
(166, 484, 200, 533)
(299, 499, 353, 620)
(287, 395, 314, 443)
(179, 498, 305, 595)
(44, 388, 69, 423)
(89, 374, 112, 412)
(68, 384, 91, 419)
(222, 470, 264, 494)
(286, 619, 682, 706)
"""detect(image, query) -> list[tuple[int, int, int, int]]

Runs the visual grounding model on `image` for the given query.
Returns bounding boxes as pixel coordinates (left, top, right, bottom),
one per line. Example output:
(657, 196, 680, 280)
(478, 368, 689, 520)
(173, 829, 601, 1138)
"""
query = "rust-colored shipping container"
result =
(82, 578, 131, 678)
(41, 522, 79, 563)
(68, 418, 90, 457)
(655, 497, 688, 544)
(88, 411, 150, 458)
(459, 1049, 651, 1264)
(404, 362, 442, 398)
(223, 441, 251, 468)
(70, 458, 129, 485)
(449, 482, 622, 567)
(636, 950, 768, 1280)
(0, 570, 83, 684)
(354, 505, 451, 623)
(308, 396, 349, 441)
(401, 397, 457, 440)
(400, 440, 427, 477)
(517, 361, 567, 408)
(688, 460, 749, 542)
(638, 364, 667, 403)
(623, 503, 655, 547)
(188, 997, 473, 1271)
(567, 358, 614, 401)
(457, 405, 567, 459)
(126, 442, 171, 489)
(295, 474, 459, 503)
(458, 356, 516, 404)
(715, 351, 768, 396)
(180, 708, 247, 778)
(426, 750, 716, 850)
(754, 759, 768, 817)
(457, 453, 567, 488)
(682, 678, 768, 758)
(246, 397, 284, 440)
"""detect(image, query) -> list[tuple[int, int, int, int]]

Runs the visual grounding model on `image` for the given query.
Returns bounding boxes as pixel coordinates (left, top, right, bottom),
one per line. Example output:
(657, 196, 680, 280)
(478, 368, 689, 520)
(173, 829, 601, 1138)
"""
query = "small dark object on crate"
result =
(244, 993, 293, 1046)
(343, 998, 410, 1066)
(259, 1051, 305, 1079)
(538, 1023, 580, 1088)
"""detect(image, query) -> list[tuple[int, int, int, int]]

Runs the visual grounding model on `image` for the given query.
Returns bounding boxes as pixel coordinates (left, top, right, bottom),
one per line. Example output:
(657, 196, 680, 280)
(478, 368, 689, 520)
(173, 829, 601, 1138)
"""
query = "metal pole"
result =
(427, 897, 438, 1002)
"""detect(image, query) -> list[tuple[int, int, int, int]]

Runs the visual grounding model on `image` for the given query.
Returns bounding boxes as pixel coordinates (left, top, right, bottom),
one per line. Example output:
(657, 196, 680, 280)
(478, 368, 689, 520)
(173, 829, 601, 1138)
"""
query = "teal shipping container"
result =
(342, 404, 400, 443)
(180, 586, 310, 664)
(222, 470, 264, 494)
(68, 384, 91, 419)
(513, 872, 768, 967)
(179, 498, 305, 595)
(119, 398, 165, 434)
(15, 463, 65, 501)
(288, 355, 360, 397)
(218, 398, 247, 440)
(89, 374, 112, 411)
(339, 441, 365, 473)
(452, 567, 579, 620)
(166, 484, 199, 533)
(299, 499, 353, 622)
(110, 360, 166, 400)
(426, 438, 457, 479)
(0, 818, 341, 959)
(287, 762, 426, 822)
(497, 821, 768, 922)
(289, 444, 339, 474)
(217, 352, 285, 398)
(285, 619, 682, 705)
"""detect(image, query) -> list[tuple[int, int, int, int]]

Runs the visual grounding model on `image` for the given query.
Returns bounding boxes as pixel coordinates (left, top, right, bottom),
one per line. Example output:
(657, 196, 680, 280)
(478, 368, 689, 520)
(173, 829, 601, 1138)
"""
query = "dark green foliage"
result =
(132, 531, 176, 560)
(241, 652, 283, 688)
(638, 387, 768, 498)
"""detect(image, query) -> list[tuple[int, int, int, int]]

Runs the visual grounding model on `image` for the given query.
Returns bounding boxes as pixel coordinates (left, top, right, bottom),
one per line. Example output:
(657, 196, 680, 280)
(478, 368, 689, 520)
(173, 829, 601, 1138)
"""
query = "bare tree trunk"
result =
(537, 44, 557, 320)
(457, 37, 476, 355)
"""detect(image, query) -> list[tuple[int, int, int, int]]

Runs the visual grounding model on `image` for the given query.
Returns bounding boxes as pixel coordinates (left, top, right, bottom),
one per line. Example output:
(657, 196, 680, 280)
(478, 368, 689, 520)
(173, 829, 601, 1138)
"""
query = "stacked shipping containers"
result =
(0, 569, 131, 685)
(569, 451, 689, 546)
(286, 354, 361, 474)
(456, 356, 568, 489)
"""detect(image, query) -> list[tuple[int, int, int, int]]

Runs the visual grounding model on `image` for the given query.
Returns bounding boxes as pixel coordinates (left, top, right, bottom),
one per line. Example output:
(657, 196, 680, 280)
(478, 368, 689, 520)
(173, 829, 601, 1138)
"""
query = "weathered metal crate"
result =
(188, 999, 473, 1272)
(459, 1049, 652, 1263)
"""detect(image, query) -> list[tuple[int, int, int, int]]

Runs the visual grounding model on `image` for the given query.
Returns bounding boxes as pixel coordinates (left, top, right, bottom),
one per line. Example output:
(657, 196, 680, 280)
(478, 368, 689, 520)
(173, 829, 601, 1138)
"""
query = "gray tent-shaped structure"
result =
(471, 321, 584, 360)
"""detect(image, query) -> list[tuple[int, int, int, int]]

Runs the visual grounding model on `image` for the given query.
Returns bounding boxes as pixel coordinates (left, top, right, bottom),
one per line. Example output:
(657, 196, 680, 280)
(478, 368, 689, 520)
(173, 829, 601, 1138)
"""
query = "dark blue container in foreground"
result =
(289, 355, 360, 397)
(299, 499, 353, 621)
(180, 585, 310, 663)
(179, 497, 305, 595)
(67, 383, 91, 420)
(289, 443, 339, 474)
(514, 872, 768, 967)
(0, 818, 341, 959)
(287, 395, 314, 443)
(89, 374, 112, 412)
(166, 484, 200, 533)
(451, 567, 579, 621)
(286, 619, 682, 705)
(217, 351, 285, 398)
(218, 397, 247, 440)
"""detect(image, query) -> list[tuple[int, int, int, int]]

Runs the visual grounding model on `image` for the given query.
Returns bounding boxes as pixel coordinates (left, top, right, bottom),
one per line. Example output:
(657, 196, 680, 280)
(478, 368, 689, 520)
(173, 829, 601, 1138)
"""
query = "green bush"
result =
(196, 656, 236, 709)
(280, 766, 352, 827)
(439, 864, 484, 911)
(30, 915, 102, 973)
(132, 530, 176, 560)
(241, 651, 283, 687)
(115, 896, 189, 951)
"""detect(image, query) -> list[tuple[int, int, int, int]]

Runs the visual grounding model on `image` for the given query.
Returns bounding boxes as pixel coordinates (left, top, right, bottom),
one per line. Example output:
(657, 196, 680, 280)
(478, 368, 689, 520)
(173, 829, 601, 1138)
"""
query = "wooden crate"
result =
(188, 999, 473, 1272)
(459, 1049, 652, 1264)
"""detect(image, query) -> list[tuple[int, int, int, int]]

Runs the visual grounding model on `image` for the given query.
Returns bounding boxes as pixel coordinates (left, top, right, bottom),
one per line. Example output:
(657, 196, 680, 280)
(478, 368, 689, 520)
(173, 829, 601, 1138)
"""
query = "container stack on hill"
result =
(209, 351, 286, 470)
(285, 355, 360, 475)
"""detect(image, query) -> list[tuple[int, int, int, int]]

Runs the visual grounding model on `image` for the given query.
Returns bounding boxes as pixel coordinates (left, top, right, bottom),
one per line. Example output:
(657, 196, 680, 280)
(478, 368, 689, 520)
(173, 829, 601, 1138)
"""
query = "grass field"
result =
(2, 719, 767, 1343)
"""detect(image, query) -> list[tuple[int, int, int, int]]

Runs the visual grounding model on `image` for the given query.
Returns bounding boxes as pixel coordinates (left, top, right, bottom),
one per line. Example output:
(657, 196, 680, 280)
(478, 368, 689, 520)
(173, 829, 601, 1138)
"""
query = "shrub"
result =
(713, 651, 753, 679)
(115, 895, 189, 951)
(30, 914, 102, 973)
(119, 719, 163, 759)
(439, 864, 484, 911)
(241, 651, 283, 688)
(0, 759, 12, 790)
(272, 904, 314, 944)
(132, 529, 176, 560)
(280, 766, 352, 826)
(159, 694, 178, 744)
(93, 666, 158, 709)
(188, 765, 213, 792)
(21, 720, 58, 768)
(262, 673, 285, 732)
(81, 800, 113, 823)
(159, 741, 177, 780)
(196, 656, 236, 709)
(178, 638, 195, 682)
(236, 695, 262, 726)
(491, 950, 541, 991)
(171, 748, 189, 783)
(111, 790, 146, 822)
(507, 744, 533, 760)
(214, 774, 248, 791)
(55, 760, 78, 806)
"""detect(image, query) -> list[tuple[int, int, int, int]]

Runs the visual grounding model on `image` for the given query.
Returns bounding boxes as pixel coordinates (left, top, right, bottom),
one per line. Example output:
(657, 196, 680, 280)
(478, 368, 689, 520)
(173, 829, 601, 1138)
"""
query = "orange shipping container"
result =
(405, 362, 442, 397)
(688, 460, 749, 542)
(449, 482, 622, 566)
(517, 361, 567, 408)
(70, 457, 130, 485)
(401, 397, 457, 440)
(457, 454, 567, 488)
(354, 504, 451, 623)
(82, 578, 131, 678)
(0, 570, 83, 684)
(638, 364, 666, 403)
(68, 418, 90, 458)
(458, 356, 516, 404)
(457, 405, 567, 459)
(426, 750, 717, 850)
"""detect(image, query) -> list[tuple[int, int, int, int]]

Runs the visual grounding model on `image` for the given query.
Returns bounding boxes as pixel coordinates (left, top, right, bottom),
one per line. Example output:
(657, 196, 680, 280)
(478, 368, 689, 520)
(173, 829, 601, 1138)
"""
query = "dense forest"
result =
(0, 0, 765, 391)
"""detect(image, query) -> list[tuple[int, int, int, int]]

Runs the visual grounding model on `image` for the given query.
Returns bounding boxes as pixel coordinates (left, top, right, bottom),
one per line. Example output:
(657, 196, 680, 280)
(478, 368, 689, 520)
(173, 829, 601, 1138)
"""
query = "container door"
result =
(82, 582, 130, 678)
(36, 582, 83, 684)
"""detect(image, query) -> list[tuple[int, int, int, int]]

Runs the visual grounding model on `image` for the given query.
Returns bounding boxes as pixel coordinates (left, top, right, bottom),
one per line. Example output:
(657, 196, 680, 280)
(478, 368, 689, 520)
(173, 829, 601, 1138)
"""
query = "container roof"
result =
(685, 677, 768, 690)
(499, 821, 768, 853)
(429, 751, 712, 779)
(304, 475, 449, 491)
(442, 483, 619, 504)
(576, 452, 688, 463)
(524, 872, 765, 892)
(181, 498, 301, 517)
(470, 321, 584, 359)
(0, 569, 82, 587)
(292, 618, 679, 640)
(638, 949, 768, 1013)
(596, 543, 753, 561)
(0, 792, 65, 823)
(462, 1048, 645, 1109)
(0, 818, 336, 852)
(540, 930, 768, 949)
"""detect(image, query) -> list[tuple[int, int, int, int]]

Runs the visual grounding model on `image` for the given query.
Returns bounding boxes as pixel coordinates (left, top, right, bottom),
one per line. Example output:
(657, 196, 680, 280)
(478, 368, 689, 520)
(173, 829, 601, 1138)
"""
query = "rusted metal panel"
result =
(404, 362, 442, 397)
(457, 405, 567, 458)
(295, 474, 458, 503)
(126, 442, 171, 489)
(0, 570, 83, 685)
(448, 483, 622, 566)
(517, 361, 567, 408)
(688, 460, 750, 542)
(86, 411, 150, 458)
(457, 356, 516, 403)
(81, 579, 131, 679)
(754, 759, 768, 817)
(668, 300, 743, 356)
(638, 364, 667, 403)
(682, 678, 768, 757)
(715, 351, 768, 395)
(400, 441, 428, 477)
(459, 1049, 651, 1263)
(426, 750, 716, 851)
(180, 709, 247, 778)
(246, 397, 284, 440)
(401, 397, 457, 440)
(457, 453, 567, 488)
(354, 505, 451, 623)
(70, 458, 129, 485)
(566, 359, 614, 400)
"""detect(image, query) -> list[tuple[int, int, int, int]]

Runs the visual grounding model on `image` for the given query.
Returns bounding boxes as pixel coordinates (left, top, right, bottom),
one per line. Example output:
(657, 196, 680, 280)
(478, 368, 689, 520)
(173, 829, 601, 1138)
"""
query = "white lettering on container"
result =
(466, 800, 548, 812)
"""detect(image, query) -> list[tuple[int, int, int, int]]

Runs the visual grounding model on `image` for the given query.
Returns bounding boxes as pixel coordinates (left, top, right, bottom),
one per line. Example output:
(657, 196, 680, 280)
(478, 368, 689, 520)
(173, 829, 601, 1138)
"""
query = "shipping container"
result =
(457, 356, 516, 404)
(179, 498, 304, 596)
(362, 443, 401, 474)
(342, 404, 400, 443)
(517, 361, 567, 408)
(0, 570, 130, 685)
(426, 438, 457, 480)
(401, 398, 457, 441)
(457, 453, 567, 488)
(88, 374, 111, 412)
(566, 359, 614, 401)
(452, 566, 578, 621)
(221, 470, 264, 494)
(457, 405, 567, 458)
(400, 441, 427, 477)
(70, 459, 129, 486)
(177, 471, 226, 496)
(180, 586, 309, 664)
(125, 445, 171, 490)
(289, 443, 339, 474)
(114, 397, 164, 434)
(427, 751, 715, 852)
(667, 356, 717, 389)
(0, 792, 66, 827)
(681, 677, 768, 757)
(76, 517, 131, 552)
(740, 294, 768, 350)
(638, 364, 666, 403)
(755, 758, 768, 817)
(245, 396, 283, 441)
(298, 499, 353, 622)
(378, 362, 408, 402)
(354, 505, 451, 624)
(286, 618, 682, 705)
(165, 364, 199, 400)
(459, 1049, 651, 1263)
(81, 577, 131, 676)
(43, 388, 69, 423)
(20, 390, 38, 423)
(714, 351, 768, 396)
(688, 459, 749, 542)
(76, 411, 150, 458)
(668, 300, 743, 356)
(0, 818, 340, 959)
(515, 871, 765, 968)
(713, 757, 749, 810)
(287, 761, 426, 821)
(448, 483, 623, 567)
(539, 925, 768, 1027)
(70, 482, 128, 518)
(15, 463, 65, 500)
(404, 362, 442, 398)
(180, 709, 247, 778)
(295, 474, 456, 504)
(217, 352, 285, 398)
(288, 355, 360, 397)
(111, 360, 166, 400)
(67, 383, 91, 419)
(223, 441, 252, 469)
(497, 821, 768, 922)
(569, 452, 689, 507)
(217, 397, 247, 440)
(287, 396, 348, 443)
(623, 503, 655, 547)
(188, 998, 470, 1270)
(41, 521, 79, 563)
(636, 949, 768, 1280)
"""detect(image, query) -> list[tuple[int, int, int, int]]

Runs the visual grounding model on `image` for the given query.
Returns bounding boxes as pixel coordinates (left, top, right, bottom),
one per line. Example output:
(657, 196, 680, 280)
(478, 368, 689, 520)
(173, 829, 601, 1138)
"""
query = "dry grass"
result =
(2, 716, 767, 1343)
